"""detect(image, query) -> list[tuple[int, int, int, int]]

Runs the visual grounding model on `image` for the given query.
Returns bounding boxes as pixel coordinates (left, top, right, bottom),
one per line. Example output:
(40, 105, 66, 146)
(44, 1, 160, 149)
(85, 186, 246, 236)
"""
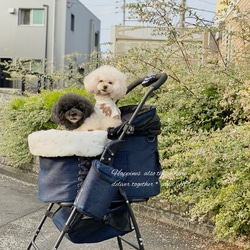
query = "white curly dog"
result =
(75, 65, 127, 131)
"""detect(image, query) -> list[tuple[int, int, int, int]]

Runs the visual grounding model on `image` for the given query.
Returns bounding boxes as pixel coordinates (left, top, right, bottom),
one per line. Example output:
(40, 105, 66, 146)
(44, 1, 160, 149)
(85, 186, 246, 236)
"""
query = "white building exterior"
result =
(0, 0, 100, 89)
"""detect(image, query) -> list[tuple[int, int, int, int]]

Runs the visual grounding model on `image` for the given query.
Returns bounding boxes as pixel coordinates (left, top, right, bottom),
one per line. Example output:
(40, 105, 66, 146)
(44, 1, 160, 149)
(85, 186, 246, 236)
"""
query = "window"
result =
(71, 14, 75, 31)
(95, 32, 99, 47)
(16, 59, 44, 73)
(0, 58, 13, 88)
(20, 9, 30, 24)
(19, 9, 44, 25)
(33, 10, 44, 25)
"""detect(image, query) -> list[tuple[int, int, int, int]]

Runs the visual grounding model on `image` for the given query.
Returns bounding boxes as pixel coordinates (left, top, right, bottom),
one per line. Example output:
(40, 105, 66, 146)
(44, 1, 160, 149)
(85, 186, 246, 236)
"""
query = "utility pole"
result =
(179, 0, 186, 27)
(122, 0, 125, 25)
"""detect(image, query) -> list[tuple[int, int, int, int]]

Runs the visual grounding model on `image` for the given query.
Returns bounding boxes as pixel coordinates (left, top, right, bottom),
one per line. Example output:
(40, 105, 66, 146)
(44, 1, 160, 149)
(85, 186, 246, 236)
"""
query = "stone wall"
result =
(132, 198, 215, 237)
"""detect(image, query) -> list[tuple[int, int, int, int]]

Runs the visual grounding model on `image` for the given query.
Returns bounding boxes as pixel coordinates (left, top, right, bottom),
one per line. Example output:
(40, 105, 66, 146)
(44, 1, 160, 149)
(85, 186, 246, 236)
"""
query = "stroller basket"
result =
(37, 104, 162, 203)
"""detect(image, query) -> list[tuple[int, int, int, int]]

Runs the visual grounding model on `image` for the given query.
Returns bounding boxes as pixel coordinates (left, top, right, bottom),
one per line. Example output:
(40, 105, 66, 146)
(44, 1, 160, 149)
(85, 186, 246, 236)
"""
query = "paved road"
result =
(0, 169, 243, 250)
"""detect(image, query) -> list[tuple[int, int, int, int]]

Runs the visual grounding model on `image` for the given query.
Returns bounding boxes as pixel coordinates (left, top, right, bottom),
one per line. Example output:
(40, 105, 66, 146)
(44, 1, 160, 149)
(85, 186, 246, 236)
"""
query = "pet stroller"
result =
(27, 72, 168, 250)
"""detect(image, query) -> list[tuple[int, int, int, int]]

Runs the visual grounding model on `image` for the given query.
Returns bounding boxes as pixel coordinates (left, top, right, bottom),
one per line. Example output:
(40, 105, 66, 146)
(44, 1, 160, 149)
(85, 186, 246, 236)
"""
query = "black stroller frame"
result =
(27, 72, 168, 250)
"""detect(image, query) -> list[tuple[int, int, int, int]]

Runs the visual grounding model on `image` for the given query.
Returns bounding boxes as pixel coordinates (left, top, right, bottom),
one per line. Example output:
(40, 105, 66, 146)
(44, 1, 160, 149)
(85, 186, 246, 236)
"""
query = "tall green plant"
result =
(120, 0, 250, 242)
(160, 124, 250, 241)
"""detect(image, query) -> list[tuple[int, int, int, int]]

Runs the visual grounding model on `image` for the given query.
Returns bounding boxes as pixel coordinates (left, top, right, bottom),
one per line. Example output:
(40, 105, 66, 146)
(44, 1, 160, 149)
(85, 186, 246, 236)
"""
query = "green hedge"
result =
(0, 87, 91, 166)
(159, 124, 250, 241)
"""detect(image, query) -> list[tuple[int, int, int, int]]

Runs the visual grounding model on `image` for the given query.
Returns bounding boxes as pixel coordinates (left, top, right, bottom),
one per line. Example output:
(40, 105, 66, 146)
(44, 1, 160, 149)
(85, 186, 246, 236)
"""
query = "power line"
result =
(197, 0, 216, 6)
(188, 7, 216, 14)
(186, 17, 214, 23)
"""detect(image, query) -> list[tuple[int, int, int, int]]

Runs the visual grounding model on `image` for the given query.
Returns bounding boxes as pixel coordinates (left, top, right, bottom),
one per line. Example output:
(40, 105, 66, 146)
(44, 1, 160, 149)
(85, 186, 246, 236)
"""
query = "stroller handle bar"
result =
(101, 72, 168, 166)
(126, 72, 168, 94)
(123, 72, 168, 135)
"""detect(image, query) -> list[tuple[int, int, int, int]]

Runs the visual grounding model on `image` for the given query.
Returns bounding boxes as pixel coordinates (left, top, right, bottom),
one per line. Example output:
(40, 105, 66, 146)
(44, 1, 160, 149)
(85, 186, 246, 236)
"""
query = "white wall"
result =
(0, 0, 51, 59)
(0, 0, 100, 71)
(64, 0, 100, 66)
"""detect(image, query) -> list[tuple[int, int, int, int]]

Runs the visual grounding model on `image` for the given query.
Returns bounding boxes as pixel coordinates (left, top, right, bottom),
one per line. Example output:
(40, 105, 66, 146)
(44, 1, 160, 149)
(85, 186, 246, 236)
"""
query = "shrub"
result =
(123, 0, 250, 242)
(0, 87, 91, 167)
(160, 124, 250, 241)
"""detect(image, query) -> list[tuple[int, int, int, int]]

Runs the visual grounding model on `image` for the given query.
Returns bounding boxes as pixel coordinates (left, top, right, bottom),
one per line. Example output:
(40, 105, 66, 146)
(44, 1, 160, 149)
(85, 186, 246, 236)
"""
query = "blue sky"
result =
(80, 0, 217, 50)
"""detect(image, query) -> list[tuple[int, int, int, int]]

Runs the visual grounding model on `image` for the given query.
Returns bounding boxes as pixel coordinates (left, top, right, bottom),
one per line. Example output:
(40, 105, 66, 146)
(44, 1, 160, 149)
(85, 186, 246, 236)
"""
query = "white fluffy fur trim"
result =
(28, 129, 108, 157)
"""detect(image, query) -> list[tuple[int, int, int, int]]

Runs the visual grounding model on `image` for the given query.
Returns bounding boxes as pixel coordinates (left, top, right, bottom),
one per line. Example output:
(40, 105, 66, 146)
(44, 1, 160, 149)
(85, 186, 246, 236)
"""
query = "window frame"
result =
(19, 8, 45, 26)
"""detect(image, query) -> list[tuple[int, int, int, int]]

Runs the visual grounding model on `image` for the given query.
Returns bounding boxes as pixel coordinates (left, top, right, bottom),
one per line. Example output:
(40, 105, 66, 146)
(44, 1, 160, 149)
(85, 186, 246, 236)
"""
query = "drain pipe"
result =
(43, 5, 49, 69)
(179, 0, 186, 27)
(51, 0, 57, 74)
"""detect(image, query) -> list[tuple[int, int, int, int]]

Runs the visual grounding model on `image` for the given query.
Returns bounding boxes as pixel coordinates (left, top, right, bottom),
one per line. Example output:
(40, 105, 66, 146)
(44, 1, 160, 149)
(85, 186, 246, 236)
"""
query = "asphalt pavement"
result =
(0, 168, 243, 250)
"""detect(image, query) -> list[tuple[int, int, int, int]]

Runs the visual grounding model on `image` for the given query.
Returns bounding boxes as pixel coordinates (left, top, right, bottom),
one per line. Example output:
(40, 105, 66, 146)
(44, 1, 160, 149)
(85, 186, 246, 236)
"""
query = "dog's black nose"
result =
(103, 85, 107, 90)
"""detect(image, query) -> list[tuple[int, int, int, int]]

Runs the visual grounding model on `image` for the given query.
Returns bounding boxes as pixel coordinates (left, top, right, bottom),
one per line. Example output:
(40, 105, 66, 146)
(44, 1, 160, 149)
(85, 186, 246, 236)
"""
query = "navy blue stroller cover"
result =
(34, 104, 162, 244)
(37, 105, 162, 203)
(113, 135, 161, 198)
(37, 134, 161, 202)
(38, 156, 81, 202)
(74, 159, 125, 220)
(53, 204, 132, 243)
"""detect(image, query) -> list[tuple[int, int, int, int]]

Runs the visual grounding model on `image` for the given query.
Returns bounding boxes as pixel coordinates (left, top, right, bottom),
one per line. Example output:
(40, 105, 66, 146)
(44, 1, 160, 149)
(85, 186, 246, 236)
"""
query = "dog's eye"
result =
(108, 82, 112, 85)
(99, 80, 104, 83)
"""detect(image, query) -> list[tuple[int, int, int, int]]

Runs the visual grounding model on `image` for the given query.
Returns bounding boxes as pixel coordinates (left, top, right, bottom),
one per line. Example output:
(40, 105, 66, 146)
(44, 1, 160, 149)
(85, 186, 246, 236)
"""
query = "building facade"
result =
(110, 25, 212, 64)
(215, 0, 250, 63)
(0, 0, 100, 89)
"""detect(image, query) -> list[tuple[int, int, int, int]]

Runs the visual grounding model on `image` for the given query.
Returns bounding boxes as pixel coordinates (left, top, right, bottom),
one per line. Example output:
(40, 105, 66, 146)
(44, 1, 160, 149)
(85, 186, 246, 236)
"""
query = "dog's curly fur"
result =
(51, 93, 94, 130)
(84, 65, 127, 100)
(75, 65, 127, 131)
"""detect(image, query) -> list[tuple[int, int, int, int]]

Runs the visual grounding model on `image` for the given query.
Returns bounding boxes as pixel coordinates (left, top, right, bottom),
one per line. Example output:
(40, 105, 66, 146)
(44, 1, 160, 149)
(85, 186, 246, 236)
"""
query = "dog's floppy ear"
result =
(51, 103, 61, 125)
(84, 72, 99, 94)
(110, 72, 127, 100)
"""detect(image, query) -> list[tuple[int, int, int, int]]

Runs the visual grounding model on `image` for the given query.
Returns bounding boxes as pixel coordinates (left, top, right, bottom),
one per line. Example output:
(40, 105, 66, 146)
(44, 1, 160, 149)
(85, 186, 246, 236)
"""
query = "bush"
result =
(160, 124, 250, 241)
(0, 87, 91, 167)
(157, 64, 249, 134)
(122, 0, 250, 242)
